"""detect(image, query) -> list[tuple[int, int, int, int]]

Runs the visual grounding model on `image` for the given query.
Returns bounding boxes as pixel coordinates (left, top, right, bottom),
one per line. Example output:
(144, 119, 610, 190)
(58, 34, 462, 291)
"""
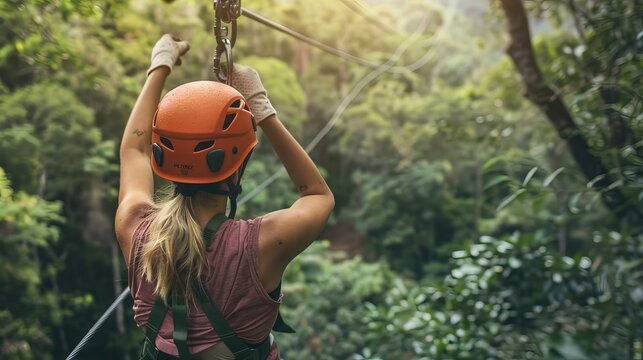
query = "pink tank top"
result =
(128, 215, 281, 358)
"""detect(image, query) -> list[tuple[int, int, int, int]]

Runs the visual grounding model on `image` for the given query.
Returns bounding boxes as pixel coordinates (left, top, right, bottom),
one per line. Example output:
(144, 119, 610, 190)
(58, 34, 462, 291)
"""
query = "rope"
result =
(65, 3, 461, 358)
(241, 8, 423, 74)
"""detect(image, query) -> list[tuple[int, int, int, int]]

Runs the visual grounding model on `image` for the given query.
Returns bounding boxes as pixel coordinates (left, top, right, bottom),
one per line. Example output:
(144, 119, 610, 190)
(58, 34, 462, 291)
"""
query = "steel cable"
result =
(241, 8, 429, 74)
(65, 288, 131, 360)
(238, 15, 431, 205)
(239, 2, 463, 203)
(337, 0, 399, 34)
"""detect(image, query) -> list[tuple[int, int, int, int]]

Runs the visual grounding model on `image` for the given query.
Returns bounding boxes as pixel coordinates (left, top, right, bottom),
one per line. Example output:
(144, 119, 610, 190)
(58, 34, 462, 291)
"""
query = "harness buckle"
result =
(140, 336, 158, 360)
(232, 347, 257, 360)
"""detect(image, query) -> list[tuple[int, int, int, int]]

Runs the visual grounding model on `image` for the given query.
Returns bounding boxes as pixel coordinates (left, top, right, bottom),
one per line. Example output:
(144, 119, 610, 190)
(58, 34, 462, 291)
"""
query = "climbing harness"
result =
(139, 214, 293, 360)
(212, 0, 241, 84)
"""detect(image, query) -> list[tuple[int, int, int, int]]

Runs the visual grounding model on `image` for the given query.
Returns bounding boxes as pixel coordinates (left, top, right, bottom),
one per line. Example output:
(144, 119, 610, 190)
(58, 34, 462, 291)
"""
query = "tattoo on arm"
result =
(298, 185, 308, 193)
(132, 129, 145, 137)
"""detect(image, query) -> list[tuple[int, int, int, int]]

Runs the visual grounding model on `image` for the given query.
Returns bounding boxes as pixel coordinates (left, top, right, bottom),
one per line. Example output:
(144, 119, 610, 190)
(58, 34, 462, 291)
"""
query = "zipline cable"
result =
(65, 288, 131, 360)
(241, 7, 424, 74)
(66, 2, 460, 358)
(239, 12, 436, 204)
(240, 0, 465, 203)
(338, 0, 398, 34)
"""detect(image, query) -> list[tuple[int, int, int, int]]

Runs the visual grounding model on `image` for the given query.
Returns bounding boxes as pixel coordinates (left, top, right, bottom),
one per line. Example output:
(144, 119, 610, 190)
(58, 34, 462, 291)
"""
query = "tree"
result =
(0, 167, 67, 359)
(497, 0, 641, 225)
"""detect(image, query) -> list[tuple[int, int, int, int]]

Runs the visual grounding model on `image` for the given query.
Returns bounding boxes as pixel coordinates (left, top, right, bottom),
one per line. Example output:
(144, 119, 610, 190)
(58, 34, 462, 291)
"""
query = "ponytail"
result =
(142, 190, 206, 306)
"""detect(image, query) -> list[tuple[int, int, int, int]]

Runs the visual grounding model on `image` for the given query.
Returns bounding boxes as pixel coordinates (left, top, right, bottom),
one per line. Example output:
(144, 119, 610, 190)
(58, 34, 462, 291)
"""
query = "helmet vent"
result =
(243, 104, 250, 111)
(230, 99, 242, 108)
(160, 137, 174, 150)
(194, 140, 214, 152)
(223, 113, 236, 130)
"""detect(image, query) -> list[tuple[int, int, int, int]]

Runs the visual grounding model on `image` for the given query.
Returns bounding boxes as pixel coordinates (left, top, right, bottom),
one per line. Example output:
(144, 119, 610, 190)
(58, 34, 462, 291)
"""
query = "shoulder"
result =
(115, 202, 154, 266)
(228, 216, 264, 252)
(225, 216, 263, 237)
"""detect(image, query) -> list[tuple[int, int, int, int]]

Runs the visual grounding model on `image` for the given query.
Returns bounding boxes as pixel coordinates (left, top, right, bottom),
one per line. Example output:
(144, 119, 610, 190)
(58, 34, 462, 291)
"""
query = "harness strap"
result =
(273, 311, 295, 333)
(140, 212, 294, 360)
(192, 282, 255, 359)
(172, 292, 191, 359)
(141, 297, 168, 359)
(202, 212, 295, 335)
(203, 213, 228, 248)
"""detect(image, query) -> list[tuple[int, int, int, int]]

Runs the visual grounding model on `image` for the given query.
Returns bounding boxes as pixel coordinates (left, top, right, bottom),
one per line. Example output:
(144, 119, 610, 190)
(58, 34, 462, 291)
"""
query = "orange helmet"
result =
(151, 81, 257, 184)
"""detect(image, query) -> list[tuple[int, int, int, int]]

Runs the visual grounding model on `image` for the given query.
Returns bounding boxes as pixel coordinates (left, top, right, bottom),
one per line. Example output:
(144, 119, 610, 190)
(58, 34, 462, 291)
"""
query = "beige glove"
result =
(147, 34, 190, 76)
(230, 64, 276, 124)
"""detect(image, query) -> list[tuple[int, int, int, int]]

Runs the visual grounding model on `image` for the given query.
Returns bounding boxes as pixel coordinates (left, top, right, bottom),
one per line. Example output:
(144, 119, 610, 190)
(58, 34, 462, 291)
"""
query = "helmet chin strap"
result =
(174, 150, 253, 219)
(224, 149, 253, 219)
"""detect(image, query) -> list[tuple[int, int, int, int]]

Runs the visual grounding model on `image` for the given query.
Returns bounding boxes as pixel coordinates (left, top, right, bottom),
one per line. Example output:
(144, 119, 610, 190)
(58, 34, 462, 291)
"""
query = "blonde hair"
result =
(141, 189, 206, 305)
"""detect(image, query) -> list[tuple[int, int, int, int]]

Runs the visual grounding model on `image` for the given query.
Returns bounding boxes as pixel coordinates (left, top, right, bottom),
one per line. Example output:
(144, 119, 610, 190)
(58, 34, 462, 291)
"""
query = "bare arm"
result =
(114, 34, 189, 265)
(223, 64, 335, 289)
(114, 67, 169, 264)
(257, 114, 334, 288)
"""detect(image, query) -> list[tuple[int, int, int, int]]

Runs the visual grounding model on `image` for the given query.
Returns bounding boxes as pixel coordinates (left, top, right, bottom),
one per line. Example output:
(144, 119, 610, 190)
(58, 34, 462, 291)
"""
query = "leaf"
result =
(569, 192, 583, 214)
(497, 188, 526, 212)
(522, 167, 538, 187)
(483, 156, 504, 171)
(587, 174, 606, 189)
(15, 40, 24, 53)
(585, 192, 601, 211)
(543, 167, 565, 187)
(621, 146, 636, 158)
(607, 179, 624, 190)
(484, 175, 512, 190)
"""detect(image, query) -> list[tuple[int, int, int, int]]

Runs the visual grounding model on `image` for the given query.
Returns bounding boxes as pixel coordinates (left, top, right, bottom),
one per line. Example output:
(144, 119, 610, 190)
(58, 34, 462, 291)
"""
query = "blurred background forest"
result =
(1, 0, 641, 359)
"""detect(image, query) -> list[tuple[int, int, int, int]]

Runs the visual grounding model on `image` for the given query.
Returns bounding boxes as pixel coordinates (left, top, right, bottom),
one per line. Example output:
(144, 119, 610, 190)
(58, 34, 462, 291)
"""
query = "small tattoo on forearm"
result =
(298, 185, 308, 193)
(133, 129, 145, 137)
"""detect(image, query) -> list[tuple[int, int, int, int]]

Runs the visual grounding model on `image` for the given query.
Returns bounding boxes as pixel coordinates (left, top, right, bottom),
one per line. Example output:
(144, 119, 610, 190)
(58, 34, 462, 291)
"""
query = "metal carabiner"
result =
(212, 0, 240, 84)
(214, 17, 237, 49)
(213, 38, 233, 85)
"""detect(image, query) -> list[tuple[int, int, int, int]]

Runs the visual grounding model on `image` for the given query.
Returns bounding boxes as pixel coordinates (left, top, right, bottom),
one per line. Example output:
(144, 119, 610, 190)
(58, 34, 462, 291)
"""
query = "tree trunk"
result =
(52, 261, 69, 354)
(473, 157, 482, 241)
(600, 84, 634, 150)
(564, 0, 641, 155)
(294, 40, 309, 76)
(84, 175, 131, 360)
(111, 239, 130, 360)
(497, 0, 641, 225)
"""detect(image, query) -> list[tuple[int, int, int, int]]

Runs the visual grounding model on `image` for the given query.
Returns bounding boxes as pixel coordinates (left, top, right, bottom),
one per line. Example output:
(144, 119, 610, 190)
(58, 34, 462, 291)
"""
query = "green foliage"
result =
(276, 242, 394, 360)
(0, 167, 64, 359)
(0, 0, 640, 358)
(242, 56, 306, 135)
(362, 230, 642, 359)
(0, 83, 104, 197)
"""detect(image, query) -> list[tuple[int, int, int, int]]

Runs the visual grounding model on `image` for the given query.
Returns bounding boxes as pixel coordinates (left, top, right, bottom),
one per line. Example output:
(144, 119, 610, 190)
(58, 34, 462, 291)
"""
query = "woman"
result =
(115, 34, 334, 359)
